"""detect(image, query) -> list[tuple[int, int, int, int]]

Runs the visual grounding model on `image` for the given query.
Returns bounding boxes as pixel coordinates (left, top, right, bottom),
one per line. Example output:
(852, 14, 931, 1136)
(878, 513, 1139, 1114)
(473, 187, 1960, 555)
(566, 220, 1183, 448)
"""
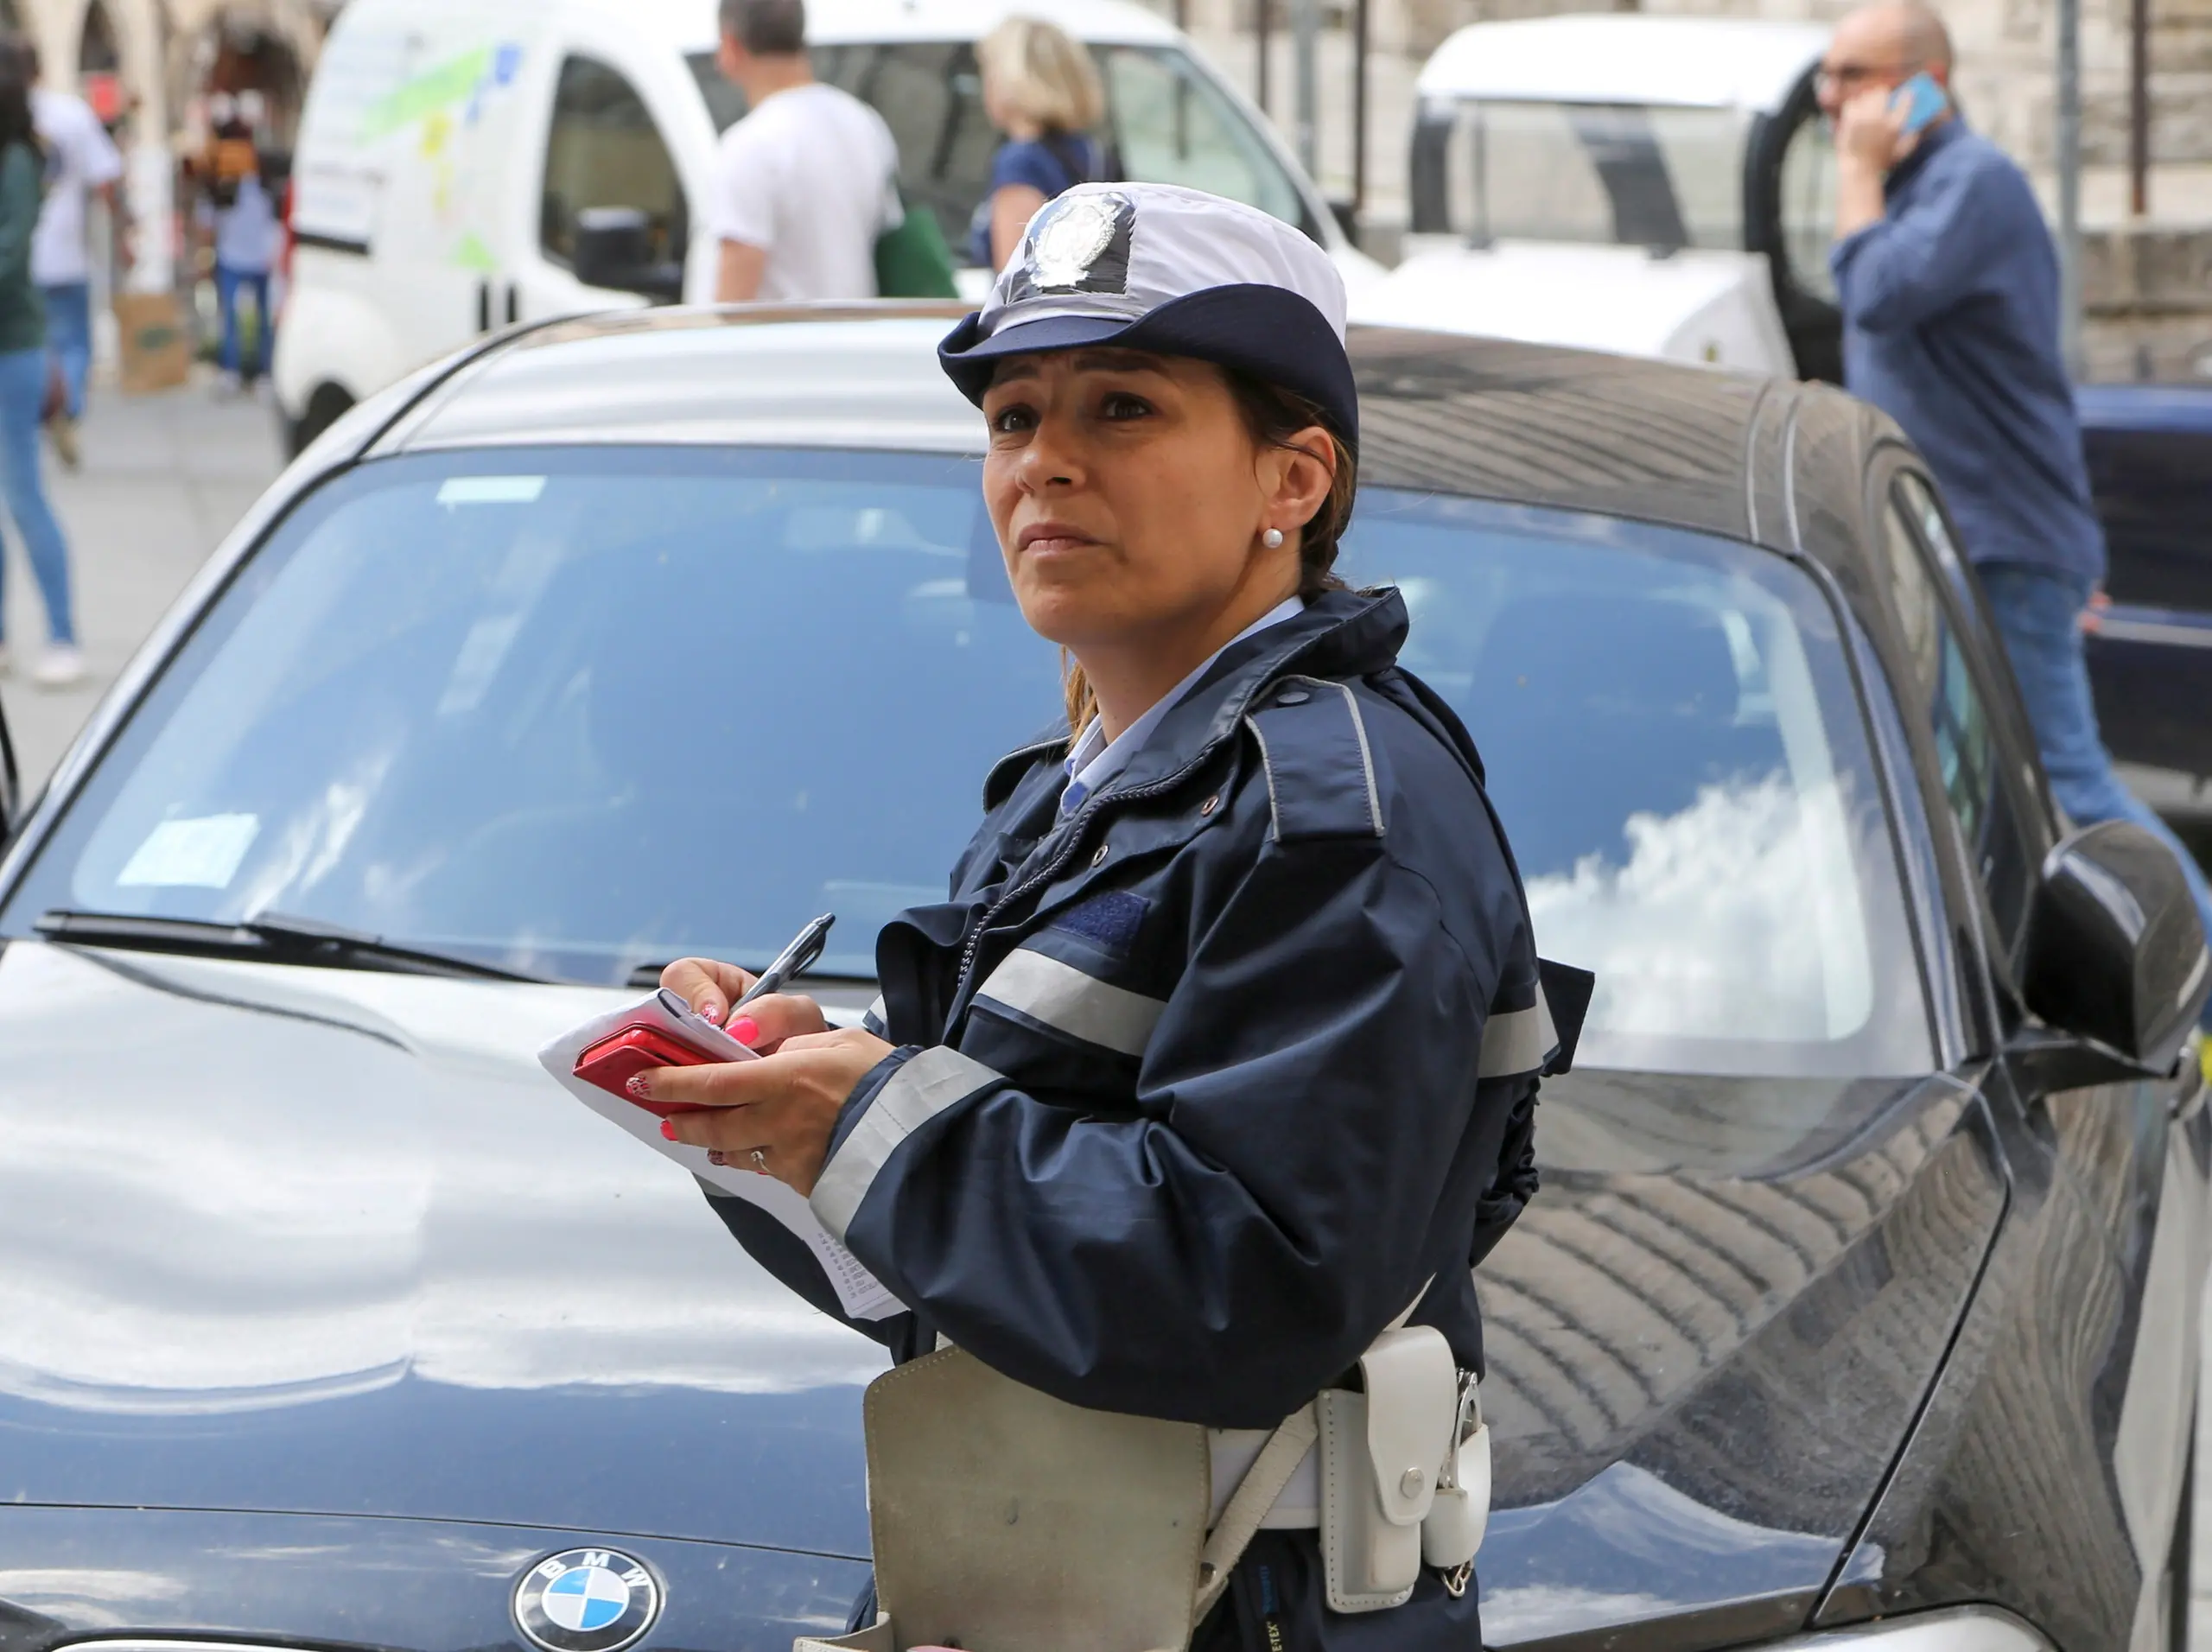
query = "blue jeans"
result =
(215, 264, 270, 380)
(39, 280, 90, 418)
(1978, 562, 2212, 950)
(0, 346, 74, 645)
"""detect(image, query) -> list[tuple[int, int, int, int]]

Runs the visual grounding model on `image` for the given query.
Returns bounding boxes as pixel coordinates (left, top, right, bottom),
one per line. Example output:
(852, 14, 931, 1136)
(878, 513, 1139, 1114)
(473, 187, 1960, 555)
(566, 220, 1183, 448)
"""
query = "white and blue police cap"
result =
(938, 182, 1357, 450)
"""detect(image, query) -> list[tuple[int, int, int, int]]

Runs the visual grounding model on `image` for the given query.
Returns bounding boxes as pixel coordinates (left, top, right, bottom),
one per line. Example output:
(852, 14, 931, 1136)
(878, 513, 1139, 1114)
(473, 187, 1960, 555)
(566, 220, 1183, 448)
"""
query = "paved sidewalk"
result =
(0, 372, 285, 797)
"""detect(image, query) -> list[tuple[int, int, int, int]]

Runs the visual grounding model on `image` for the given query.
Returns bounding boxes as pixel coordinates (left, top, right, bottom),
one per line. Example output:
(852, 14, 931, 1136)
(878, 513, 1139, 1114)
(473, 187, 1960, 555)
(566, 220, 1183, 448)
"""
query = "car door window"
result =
(1776, 106, 1838, 302)
(541, 56, 688, 270)
(1422, 98, 1748, 250)
(694, 42, 1315, 262)
(1103, 48, 1304, 230)
(1878, 483, 2038, 949)
(810, 42, 1000, 257)
(1894, 471, 1964, 574)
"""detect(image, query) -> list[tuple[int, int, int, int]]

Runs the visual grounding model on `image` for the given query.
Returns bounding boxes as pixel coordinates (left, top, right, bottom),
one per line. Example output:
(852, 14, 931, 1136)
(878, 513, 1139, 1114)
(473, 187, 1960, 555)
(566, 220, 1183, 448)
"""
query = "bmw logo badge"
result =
(513, 1548, 661, 1652)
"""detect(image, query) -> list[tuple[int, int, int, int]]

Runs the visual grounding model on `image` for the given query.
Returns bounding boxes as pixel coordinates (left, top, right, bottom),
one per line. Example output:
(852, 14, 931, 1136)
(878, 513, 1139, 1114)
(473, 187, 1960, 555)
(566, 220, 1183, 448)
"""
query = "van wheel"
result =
(288, 384, 356, 458)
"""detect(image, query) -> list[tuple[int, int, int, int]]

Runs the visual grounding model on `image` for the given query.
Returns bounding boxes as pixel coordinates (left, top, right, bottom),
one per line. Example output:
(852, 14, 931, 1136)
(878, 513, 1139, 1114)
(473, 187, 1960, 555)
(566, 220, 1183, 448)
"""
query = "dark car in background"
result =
(0, 311, 2204, 1652)
(2078, 384, 2212, 856)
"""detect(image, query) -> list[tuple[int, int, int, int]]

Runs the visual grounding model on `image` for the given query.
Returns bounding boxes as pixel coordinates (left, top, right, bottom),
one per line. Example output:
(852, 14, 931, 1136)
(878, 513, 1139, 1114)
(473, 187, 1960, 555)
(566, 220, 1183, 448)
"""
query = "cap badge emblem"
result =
(1015, 190, 1135, 298)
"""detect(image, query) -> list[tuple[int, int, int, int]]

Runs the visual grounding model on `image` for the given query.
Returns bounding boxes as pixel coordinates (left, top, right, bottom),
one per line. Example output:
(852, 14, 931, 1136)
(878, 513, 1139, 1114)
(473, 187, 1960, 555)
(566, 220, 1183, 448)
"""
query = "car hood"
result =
(1352, 239, 1772, 364)
(0, 939, 2005, 1640)
(0, 938, 887, 1558)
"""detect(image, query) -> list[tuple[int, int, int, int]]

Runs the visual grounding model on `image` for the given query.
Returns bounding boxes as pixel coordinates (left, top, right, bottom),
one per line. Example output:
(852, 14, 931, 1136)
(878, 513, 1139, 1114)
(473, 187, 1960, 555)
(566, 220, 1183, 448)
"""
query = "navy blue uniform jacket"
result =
(708, 588, 1573, 1645)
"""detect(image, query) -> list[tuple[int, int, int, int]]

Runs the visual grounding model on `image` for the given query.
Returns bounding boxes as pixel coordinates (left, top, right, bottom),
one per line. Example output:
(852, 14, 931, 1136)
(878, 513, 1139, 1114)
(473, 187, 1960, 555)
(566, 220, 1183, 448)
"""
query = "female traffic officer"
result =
(634, 183, 1574, 1649)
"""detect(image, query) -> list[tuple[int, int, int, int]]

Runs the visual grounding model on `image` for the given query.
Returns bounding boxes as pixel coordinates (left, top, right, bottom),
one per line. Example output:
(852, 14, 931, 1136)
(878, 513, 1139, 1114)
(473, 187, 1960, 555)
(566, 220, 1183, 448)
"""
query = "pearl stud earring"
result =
(1262, 528, 1285, 549)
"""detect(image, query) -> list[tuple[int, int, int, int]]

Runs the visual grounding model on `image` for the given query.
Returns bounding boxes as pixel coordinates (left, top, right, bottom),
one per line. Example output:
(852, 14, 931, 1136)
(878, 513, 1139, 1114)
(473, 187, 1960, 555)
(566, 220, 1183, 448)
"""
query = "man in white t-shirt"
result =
(28, 44, 124, 468)
(710, 0, 899, 302)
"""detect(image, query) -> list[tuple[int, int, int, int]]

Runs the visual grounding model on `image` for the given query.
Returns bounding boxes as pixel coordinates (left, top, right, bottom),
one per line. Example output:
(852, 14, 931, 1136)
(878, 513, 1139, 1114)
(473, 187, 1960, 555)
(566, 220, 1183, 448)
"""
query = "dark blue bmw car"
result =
(0, 310, 2203, 1652)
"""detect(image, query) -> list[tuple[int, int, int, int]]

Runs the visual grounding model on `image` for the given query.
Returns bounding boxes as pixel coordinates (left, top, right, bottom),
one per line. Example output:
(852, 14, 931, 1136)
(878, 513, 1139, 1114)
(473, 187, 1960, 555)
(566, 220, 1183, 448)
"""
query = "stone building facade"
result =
(0, 0, 330, 292)
(7, 0, 329, 149)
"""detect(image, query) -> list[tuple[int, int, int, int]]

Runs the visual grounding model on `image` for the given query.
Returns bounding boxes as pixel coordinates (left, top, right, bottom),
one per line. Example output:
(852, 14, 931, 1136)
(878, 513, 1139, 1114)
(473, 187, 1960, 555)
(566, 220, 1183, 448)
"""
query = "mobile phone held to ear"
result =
(572, 988, 757, 1115)
(1891, 72, 1949, 136)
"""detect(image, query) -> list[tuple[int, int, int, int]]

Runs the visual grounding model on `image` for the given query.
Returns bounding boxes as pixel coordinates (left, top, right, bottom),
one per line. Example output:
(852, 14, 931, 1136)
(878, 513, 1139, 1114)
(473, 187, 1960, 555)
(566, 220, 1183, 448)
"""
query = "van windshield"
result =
(686, 41, 1314, 263)
(1411, 98, 1751, 251)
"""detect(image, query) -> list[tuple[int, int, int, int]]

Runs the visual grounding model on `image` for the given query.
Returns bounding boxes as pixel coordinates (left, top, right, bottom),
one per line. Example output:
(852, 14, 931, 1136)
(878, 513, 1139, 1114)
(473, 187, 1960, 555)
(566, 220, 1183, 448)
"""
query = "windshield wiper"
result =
(35, 909, 550, 983)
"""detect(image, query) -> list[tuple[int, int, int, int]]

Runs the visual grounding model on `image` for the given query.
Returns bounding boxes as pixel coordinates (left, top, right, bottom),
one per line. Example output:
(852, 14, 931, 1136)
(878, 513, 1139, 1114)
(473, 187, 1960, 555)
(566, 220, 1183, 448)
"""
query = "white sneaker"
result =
(31, 645, 86, 689)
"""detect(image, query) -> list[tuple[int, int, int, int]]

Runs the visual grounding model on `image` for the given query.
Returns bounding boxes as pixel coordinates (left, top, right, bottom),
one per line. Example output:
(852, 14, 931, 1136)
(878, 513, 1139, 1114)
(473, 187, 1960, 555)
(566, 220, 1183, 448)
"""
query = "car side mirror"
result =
(571, 206, 683, 304)
(2020, 819, 2210, 1077)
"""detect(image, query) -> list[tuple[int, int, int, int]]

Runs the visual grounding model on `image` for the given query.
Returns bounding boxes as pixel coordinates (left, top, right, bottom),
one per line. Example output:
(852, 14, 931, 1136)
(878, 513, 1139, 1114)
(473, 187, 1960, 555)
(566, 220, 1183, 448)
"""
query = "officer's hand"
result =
(659, 957, 755, 1026)
(639, 1028, 899, 1197)
(1837, 84, 1913, 172)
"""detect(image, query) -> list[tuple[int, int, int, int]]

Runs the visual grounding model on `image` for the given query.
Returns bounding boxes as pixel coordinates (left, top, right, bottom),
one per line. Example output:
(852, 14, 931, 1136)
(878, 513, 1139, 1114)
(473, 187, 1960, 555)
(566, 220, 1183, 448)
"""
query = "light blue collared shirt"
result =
(1059, 598, 1304, 817)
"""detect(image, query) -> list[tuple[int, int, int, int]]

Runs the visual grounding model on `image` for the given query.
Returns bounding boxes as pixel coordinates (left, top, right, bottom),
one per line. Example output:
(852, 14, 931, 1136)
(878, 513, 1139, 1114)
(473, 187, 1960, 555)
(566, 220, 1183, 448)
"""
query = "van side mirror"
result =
(571, 206, 683, 303)
(2020, 820, 2210, 1077)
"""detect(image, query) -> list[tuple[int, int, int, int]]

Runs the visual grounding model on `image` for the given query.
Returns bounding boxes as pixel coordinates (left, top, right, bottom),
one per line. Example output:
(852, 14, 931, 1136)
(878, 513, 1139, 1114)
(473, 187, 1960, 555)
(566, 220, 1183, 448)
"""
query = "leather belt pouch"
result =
(1316, 1325, 1458, 1613)
(794, 1346, 1211, 1652)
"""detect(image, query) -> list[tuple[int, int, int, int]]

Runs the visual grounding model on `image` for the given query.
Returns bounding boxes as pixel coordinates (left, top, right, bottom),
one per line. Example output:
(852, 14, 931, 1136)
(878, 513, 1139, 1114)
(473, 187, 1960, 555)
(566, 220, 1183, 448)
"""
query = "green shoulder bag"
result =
(874, 194, 961, 300)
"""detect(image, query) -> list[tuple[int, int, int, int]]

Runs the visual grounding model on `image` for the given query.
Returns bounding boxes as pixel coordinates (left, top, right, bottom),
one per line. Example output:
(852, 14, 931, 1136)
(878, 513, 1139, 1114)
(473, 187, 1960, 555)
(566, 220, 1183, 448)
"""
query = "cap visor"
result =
(938, 313, 1140, 401)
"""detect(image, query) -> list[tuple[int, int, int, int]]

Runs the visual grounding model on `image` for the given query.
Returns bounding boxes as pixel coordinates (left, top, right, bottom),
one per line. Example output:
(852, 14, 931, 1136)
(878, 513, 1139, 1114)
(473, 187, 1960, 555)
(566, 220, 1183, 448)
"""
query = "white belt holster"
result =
(793, 1332, 1489, 1652)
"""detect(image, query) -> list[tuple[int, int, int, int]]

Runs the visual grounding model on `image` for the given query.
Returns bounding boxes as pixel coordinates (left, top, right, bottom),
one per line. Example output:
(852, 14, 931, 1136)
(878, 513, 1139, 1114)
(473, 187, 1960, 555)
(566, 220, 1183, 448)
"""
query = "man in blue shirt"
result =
(1824, 0, 2212, 948)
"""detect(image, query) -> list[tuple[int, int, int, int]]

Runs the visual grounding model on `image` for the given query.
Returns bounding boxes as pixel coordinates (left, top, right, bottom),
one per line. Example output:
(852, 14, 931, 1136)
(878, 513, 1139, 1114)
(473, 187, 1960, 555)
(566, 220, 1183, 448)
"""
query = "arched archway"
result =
(79, 0, 113, 67)
(168, 10, 305, 150)
(78, 0, 122, 122)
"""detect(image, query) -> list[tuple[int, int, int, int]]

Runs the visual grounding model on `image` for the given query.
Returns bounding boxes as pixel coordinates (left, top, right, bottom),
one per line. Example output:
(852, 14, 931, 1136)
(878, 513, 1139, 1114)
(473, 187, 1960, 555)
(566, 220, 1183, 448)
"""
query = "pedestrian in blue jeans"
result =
(30, 42, 123, 469)
(1821, 0, 2212, 966)
(0, 48, 79, 686)
(211, 164, 276, 389)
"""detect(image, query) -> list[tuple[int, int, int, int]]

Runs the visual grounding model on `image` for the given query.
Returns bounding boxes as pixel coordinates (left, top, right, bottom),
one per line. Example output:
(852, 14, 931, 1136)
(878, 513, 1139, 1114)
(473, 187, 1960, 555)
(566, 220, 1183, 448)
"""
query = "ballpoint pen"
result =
(733, 912, 837, 1012)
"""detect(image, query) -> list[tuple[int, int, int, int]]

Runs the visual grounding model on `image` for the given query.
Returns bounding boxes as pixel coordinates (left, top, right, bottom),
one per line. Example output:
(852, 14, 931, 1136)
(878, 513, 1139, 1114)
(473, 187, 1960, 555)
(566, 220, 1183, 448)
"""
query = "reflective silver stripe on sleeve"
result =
(1478, 989, 1556, 1078)
(810, 1045, 1002, 1242)
(974, 946, 1167, 1058)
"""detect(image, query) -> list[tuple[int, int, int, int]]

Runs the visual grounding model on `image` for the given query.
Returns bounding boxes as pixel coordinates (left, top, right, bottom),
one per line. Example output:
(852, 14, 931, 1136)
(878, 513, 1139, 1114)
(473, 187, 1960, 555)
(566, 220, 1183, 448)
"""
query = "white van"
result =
(276, 0, 1378, 450)
(1351, 15, 1840, 378)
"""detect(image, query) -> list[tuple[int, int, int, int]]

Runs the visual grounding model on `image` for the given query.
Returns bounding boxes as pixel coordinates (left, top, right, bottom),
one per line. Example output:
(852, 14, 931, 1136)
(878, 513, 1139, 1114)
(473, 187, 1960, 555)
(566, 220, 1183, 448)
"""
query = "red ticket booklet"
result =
(570, 988, 757, 1115)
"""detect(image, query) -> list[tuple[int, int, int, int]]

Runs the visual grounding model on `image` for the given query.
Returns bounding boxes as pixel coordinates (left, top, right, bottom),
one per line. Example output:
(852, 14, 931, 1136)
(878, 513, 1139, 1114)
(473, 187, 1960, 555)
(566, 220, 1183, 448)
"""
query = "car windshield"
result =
(1411, 98, 1751, 251)
(0, 449, 1929, 1079)
(686, 42, 1313, 262)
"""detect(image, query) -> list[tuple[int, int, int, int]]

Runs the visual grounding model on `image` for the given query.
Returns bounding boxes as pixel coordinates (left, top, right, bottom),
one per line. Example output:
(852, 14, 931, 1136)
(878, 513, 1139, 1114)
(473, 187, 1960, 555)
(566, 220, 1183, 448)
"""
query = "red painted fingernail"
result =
(659, 1119, 677, 1141)
(731, 1017, 760, 1045)
(627, 1075, 651, 1097)
(698, 1003, 721, 1025)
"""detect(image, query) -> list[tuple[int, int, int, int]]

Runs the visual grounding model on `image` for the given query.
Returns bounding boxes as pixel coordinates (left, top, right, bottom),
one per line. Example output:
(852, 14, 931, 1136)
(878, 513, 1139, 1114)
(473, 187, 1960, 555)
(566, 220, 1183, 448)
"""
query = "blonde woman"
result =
(968, 16, 1105, 270)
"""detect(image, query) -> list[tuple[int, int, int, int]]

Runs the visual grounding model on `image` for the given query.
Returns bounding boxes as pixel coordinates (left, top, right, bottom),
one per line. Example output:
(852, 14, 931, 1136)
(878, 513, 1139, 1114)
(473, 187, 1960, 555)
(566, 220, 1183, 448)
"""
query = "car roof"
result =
(631, 0, 1181, 54)
(1417, 14, 1827, 111)
(368, 304, 1896, 581)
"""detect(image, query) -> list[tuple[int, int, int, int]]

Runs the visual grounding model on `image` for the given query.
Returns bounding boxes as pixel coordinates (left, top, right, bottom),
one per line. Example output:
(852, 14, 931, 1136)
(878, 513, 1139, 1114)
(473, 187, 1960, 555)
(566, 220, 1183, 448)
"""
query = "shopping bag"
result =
(874, 197, 960, 300)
